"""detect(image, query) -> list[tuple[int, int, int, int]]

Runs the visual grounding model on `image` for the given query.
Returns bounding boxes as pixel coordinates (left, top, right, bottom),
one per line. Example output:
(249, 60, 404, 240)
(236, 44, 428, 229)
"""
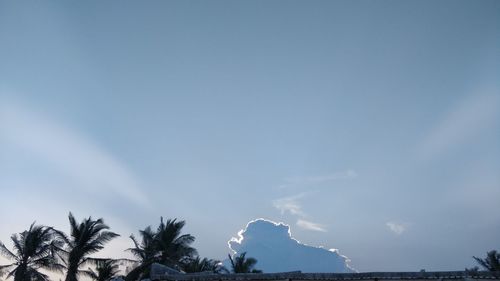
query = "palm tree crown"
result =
(155, 218, 197, 267)
(182, 257, 226, 273)
(473, 250, 500, 271)
(124, 226, 157, 281)
(83, 259, 120, 281)
(125, 217, 196, 281)
(0, 223, 65, 281)
(228, 252, 262, 273)
(55, 213, 119, 281)
(128, 226, 157, 264)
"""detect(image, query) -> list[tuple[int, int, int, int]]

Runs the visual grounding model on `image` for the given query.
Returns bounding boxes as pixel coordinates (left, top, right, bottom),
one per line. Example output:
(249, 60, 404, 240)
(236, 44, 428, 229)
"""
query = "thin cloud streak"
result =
(296, 219, 327, 232)
(0, 100, 148, 206)
(418, 93, 500, 160)
(279, 170, 357, 189)
(273, 193, 328, 232)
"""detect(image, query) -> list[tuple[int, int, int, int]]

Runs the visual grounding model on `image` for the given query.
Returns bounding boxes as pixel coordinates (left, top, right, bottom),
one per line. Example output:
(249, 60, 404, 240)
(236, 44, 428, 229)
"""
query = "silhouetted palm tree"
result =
(182, 257, 226, 273)
(128, 226, 156, 264)
(0, 223, 65, 281)
(473, 250, 500, 271)
(55, 213, 119, 281)
(125, 218, 196, 281)
(155, 218, 196, 267)
(83, 259, 120, 281)
(125, 226, 157, 281)
(228, 252, 262, 273)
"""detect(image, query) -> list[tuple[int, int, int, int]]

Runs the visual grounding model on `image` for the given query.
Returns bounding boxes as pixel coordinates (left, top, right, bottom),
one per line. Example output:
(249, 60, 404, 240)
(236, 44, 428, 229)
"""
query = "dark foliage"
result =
(0, 223, 65, 281)
(82, 259, 120, 281)
(473, 250, 500, 271)
(54, 213, 119, 281)
(228, 252, 262, 274)
(125, 218, 196, 281)
(182, 257, 227, 273)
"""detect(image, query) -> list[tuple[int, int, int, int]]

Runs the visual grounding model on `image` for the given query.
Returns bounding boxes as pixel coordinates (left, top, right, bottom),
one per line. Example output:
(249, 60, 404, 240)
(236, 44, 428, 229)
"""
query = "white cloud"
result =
(296, 219, 327, 232)
(418, 93, 500, 159)
(386, 222, 407, 235)
(272, 170, 357, 233)
(226, 219, 355, 273)
(0, 100, 148, 206)
(272, 193, 307, 217)
(273, 194, 328, 232)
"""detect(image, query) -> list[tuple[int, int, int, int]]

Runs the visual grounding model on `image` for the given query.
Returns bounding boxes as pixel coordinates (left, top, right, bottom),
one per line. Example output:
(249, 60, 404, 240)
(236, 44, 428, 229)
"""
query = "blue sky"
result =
(1, 0, 499, 272)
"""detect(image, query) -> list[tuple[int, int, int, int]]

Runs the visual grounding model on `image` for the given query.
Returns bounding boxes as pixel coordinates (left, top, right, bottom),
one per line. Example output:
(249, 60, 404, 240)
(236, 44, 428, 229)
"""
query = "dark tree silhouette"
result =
(128, 226, 157, 264)
(54, 213, 119, 281)
(473, 250, 500, 271)
(155, 218, 197, 267)
(125, 218, 196, 281)
(83, 259, 120, 281)
(0, 223, 65, 281)
(182, 257, 226, 273)
(228, 252, 262, 273)
(125, 226, 157, 281)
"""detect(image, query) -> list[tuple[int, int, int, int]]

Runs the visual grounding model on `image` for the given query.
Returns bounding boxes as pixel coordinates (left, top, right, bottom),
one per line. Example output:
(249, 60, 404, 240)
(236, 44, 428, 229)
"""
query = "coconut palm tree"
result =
(128, 226, 156, 264)
(83, 259, 120, 281)
(125, 218, 196, 281)
(155, 218, 196, 267)
(473, 250, 500, 271)
(125, 226, 157, 281)
(55, 213, 119, 281)
(0, 223, 65, 281)
(228, 252, 262, 273)
(182, 257, 226, 273)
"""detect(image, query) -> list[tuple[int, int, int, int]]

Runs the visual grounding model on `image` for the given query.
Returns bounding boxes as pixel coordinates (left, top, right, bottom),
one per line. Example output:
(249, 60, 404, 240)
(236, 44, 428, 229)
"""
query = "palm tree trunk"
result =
(13, 264, 28, 281)
(65, 264, 79, 281)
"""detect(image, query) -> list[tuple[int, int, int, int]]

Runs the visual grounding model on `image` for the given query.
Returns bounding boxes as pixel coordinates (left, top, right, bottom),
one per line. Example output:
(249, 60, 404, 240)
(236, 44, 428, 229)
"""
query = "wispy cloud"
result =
(279, 170, 357, 189)
(296, 219, 327, 232)
(272, 193, 307, 217)
(386, 221, 407, 235)
(272, 193, 328, 232)
(273, 170, 357, 231)
(0, 100, 148, 206)
(418, 93, 500, 160)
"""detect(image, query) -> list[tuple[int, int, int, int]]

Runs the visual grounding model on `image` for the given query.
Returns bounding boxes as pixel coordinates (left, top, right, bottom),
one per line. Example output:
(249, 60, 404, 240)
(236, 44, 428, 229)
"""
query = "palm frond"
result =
(27, 267, 50, 281)
(0, 242, 18, 261)
(62, 213, 119, 281)
(474, 250, 500, 271)
(79, 268, 98, 280)
(0, 263, 16, 271)
(228, 252, 261, 273)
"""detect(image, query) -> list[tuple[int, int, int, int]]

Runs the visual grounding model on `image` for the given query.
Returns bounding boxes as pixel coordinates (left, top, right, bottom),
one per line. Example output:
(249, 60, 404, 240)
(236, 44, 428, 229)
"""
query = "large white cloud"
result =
(226, 219, 355, 273)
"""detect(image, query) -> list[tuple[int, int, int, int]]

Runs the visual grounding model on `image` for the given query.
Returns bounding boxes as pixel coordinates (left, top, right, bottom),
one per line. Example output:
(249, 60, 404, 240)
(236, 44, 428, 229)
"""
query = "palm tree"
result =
(182, 257, 226, 273)
(155, 218, 197, 267)
(228, 252, 262, 273)
(125, 218, 196, 281)
(55, 213, 119, 281)
(473, 250, 500, 271)
(125, 226, 157, 281)
(0, 223, 65, 281)
(128, 227, 157, 264)
(83, 259, 120, 281)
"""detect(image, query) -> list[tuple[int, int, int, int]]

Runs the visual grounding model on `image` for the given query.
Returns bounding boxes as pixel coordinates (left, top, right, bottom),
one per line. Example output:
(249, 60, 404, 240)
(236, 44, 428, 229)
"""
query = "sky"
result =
(1, 0, 499, 273)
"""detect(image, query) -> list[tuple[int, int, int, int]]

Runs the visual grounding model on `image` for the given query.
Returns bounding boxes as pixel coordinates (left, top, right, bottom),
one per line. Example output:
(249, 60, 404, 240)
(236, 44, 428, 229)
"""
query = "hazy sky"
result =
(1, 0, 499, 272)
